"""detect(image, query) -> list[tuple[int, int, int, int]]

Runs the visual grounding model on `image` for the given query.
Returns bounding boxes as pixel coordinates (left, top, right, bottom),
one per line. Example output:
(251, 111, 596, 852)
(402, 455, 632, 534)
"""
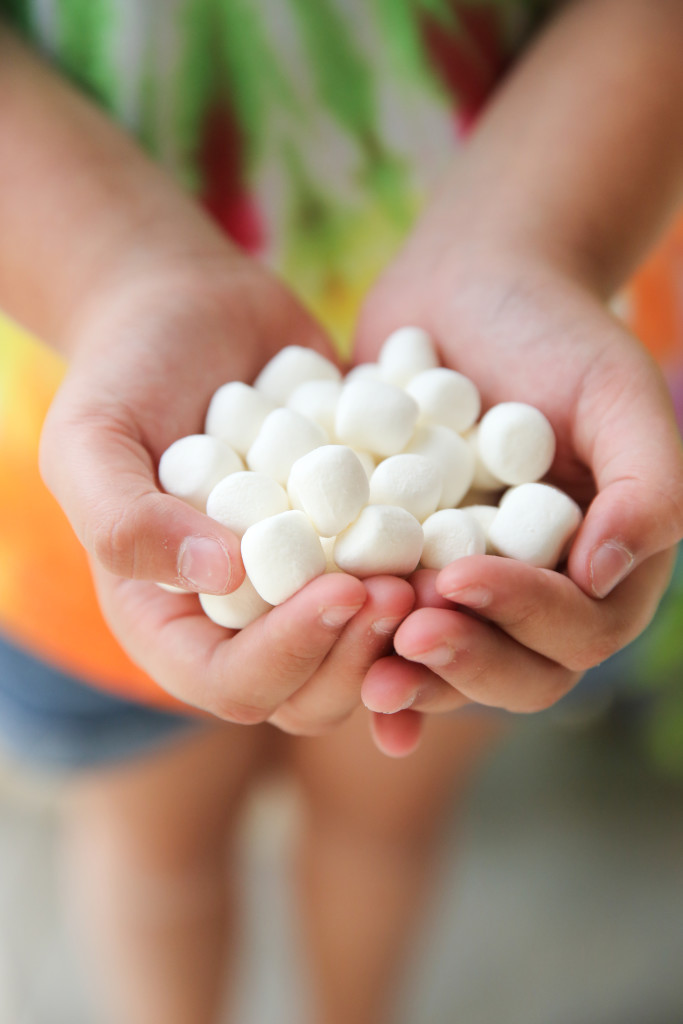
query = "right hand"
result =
(40, 256, 414, 732)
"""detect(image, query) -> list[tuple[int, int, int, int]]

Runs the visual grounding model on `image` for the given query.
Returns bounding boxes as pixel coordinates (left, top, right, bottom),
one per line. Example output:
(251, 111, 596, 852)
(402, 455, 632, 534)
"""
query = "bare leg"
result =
(60, 721, 277, 1024)
(288, 708, 505, 1024)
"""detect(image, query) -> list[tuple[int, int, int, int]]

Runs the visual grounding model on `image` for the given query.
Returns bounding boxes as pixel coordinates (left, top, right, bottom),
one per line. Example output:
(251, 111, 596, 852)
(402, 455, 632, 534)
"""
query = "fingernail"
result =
(372, 615, 405, 636)
(442, 584, 491, 608)
(362, 690, 418, 714)
(589, 540, 634, 598)
(415, 644, 454, 667)
(320, 604, 364, 628)
(178, 536, 232, 594)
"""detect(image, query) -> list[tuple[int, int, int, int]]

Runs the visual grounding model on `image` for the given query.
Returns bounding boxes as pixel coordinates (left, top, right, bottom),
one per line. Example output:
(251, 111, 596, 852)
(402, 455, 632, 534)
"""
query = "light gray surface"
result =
(0, 715, 682, 1024)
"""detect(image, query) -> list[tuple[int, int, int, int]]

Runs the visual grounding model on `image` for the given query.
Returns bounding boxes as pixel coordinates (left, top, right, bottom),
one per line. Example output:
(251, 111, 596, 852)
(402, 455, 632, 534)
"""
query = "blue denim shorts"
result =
(0, 632, 199, 774)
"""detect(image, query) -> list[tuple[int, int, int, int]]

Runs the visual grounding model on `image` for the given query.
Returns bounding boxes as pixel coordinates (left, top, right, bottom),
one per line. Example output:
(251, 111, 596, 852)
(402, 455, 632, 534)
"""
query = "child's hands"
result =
(356, 247, 683, 755)
(40, 260, 414, 731)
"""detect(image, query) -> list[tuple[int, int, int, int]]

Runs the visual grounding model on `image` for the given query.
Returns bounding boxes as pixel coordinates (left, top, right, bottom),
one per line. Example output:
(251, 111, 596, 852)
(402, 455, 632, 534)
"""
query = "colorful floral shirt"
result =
(1, 1, 682, 736)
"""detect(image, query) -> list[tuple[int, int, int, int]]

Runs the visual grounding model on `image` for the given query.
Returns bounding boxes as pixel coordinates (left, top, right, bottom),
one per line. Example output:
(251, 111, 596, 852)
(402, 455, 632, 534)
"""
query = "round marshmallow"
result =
(206, 471, 289, 537)
(344, 363, 384, 385)
(406, 367, 481, 434)
(404, 425, 475, 509)
(352, 449, 377, 481)
(488, 483, 582, 569)
(246, 408, 327, 484)
(254, 346, 341, 404)
(464, 425, 505, 492)
(199, 578, 272, 630)
(287, 445, 369, 537)
(420, 509, 486, 569)
(241, 510, 326, 605)
(158, 434, 244, 510)
(477, 402, 556, 486)
(369, 453, 442, 523)
(204, 381, 276, 456)
(287, 379, 343, 439)
(335, 378, 419, 457)
(333, 505, 423, 578)
(377, 326, 440, 386)
(459, 504, 499, 553)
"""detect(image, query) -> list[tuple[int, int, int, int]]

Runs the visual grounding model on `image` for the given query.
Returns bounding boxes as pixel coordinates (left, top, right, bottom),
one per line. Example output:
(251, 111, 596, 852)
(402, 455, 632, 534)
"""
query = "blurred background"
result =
(1, 700, 681, 1024)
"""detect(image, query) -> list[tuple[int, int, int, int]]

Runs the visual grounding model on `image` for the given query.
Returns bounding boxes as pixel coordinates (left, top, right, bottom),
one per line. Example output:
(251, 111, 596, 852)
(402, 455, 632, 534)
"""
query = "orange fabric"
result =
(0, 324, 187, 711)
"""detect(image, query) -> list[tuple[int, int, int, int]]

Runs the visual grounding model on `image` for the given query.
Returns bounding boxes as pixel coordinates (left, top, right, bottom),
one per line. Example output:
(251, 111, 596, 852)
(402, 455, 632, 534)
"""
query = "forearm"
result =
(432, 0, 683, 296)
(0, 27, 231, 352)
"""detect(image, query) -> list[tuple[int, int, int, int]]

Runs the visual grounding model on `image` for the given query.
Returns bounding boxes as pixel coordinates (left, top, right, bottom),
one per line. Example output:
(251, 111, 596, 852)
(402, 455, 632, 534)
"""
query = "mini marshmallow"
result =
(254, 346, 341, 404)
(333, 505, 423, 578)
(246, 408, 327, 484)
(378, 326, 440, 386)
(369, 453, 442, 523)
(406, 367, 481, 434)
(287, 379, 343, 439)
(344, 363, 384, 385)
(464, 425, 505, 492)
(488, 482, 582, 569)
(477, 402, 556, 486)
(241, 510, 327, 605)
(287, 445, 369, 537)
(204, 381, 277, 456)
(404, 425, 475, 509)
(206, 471, 289, 537)
(420, 509, 486, 570)
(335, 378, 419, 457)
(158, 434, 244, 510)
(352, 449, 377, 481)
(459, 504, 498, 553)
(199, 578, 272, 630)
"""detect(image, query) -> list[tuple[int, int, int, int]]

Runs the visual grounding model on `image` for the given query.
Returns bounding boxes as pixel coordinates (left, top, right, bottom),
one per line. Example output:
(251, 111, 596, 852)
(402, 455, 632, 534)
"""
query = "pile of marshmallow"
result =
(158, 328, 582, 629)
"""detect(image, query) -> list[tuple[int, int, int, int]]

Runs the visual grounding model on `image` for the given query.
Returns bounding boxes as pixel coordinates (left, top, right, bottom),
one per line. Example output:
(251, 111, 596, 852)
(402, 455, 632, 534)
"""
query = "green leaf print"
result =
(56, 0, 118, 112)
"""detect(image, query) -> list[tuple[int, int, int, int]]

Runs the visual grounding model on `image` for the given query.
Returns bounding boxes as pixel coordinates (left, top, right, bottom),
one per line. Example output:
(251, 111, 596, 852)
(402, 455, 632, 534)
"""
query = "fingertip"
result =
(370, 710, 423, 758)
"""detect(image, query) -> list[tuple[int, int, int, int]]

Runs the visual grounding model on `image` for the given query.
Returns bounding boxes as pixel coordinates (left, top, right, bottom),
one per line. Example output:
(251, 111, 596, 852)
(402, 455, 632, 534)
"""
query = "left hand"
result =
(355, 241, 683, 756)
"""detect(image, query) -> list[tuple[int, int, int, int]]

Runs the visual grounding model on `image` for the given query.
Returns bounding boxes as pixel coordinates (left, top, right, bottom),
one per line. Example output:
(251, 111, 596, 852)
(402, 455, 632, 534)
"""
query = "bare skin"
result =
(2, 0, 683, 1020)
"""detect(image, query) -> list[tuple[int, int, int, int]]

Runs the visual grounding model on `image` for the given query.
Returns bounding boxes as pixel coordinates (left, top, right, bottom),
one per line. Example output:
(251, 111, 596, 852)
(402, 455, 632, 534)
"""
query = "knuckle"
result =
(90, 504, 137, 576)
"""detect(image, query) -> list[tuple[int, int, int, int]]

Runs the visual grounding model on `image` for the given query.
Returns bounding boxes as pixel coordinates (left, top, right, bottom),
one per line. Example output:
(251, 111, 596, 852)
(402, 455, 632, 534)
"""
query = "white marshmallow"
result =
(378, 326, 440, 386)
(344, 363, 384, 385)
(352, 449, 377, 481)
(158, 434, 244, 510)
(199, 578, 272, 629)
(320, 534, 341, 573)
(369, 453, 442, 523)
(335, 378, 419, 457)
(420, 509, 486, 570)
(477, 402, 556, 485)
(254, 346, 341, 404)
(287, 379, 343, 439)
(459, 504, 498, 553)
(246, 408, 327, 484)
(204, 381, 276, 456)
(488, 483, 582, 569)
(287, 445, 369, 537)
(333, 505, 423, 578)
(406, 367, 481, 434)
(241, 510, 327, 605)
(206, 471, 289, 537)
(464, 425, 505, 492)
(404, 425, 475, 509)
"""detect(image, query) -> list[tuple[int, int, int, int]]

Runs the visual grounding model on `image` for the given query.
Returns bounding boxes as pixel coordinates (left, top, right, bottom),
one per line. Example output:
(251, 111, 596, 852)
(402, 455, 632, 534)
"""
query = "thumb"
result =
(39, 396, 244, 595)
(568, 355, 683, 598)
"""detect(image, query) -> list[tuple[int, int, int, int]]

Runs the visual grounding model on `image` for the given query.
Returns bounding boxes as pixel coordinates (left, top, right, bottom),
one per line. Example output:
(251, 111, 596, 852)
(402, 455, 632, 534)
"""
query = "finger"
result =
(568, 340, 683, 597)
(437, 550, 675, 672)
(94, 566, 367, 723)
(410, 568, 453, 610)
(392, 607, 581, 713)
(269, 575, 415, 734)
(361, 654, 469, 715)
(40, 392, 243, 593)
(370, 709, 424, 758)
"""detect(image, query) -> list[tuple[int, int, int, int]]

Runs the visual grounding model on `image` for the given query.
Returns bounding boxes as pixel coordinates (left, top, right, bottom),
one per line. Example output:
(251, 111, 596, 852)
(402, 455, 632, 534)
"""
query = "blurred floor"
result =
(0, 711, 681, 1024)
